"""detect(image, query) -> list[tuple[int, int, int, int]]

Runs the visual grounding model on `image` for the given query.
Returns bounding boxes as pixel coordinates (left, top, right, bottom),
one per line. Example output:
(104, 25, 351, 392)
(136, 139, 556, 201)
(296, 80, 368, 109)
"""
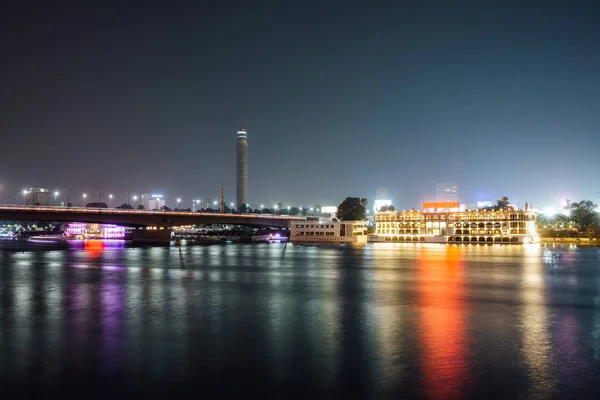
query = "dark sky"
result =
(1, 0, 599, 210)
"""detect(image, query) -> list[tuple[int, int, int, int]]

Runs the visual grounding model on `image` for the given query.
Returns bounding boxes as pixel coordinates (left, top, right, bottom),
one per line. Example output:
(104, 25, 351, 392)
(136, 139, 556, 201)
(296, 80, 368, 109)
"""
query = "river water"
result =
(1, 240, 600, 398)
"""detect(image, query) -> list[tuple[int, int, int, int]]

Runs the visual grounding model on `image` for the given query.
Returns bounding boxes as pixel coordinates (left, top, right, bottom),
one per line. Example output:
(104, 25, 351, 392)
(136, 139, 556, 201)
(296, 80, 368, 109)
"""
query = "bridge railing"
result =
(0, 205, 309, 220)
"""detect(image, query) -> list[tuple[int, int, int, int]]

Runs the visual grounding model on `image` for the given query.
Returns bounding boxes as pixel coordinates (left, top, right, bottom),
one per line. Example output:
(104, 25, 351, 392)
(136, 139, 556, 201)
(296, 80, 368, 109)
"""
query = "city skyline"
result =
(0, 1, 598, 209)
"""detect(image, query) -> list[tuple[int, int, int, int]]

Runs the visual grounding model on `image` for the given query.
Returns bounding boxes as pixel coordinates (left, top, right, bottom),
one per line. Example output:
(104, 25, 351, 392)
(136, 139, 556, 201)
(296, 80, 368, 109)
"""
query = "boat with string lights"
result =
(64, 223, 126, 240)
(370, 202, 540, 244)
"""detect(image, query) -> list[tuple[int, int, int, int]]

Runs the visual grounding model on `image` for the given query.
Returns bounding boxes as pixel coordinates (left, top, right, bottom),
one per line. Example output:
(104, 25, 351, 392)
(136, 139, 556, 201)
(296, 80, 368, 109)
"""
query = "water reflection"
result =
(520, 244, 555, 397)
(1, 242, 600, 396)
(416, 245, 470, 399)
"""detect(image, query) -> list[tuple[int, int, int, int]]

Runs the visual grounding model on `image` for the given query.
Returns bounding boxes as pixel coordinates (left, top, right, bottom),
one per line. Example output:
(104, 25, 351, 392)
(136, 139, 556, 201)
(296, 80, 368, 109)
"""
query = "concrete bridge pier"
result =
(130, 229, 172, 245)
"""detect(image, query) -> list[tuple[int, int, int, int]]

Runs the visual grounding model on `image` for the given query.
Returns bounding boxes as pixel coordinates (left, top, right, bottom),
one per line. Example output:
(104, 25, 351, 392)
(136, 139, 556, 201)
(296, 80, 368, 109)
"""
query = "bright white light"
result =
(22, 190, 28, 195)
(83, 194, 87, 198)
(260, 204, 264, 208)
(214, 201, 217, 205)
(231, 203, 234, 207)
(133, 196, 137, 200)
(109, 194, 113, 199)
(54, 191, 59, 196)
(177, 198, 181, 202)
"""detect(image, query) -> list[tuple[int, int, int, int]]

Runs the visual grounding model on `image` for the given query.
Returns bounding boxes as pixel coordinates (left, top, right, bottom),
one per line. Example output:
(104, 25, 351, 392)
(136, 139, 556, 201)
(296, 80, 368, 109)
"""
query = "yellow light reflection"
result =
(520, 244, 555, 397)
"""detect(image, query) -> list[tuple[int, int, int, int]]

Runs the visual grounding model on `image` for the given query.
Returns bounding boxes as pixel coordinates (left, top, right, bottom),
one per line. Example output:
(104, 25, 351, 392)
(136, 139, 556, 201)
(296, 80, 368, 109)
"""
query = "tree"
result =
(116, 203, 133, 210)
(379, 205, 395, 212)
(496, 196, 510, 210)
(336, 197, 367, 221)
(239, 204, 252, 214)
(568, 200, 598, 231)
(137, 204, 145, 210)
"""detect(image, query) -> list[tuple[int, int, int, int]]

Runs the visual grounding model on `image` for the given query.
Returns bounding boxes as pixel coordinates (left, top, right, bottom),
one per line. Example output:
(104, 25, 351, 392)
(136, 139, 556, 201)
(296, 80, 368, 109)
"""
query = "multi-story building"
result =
(141, 194, 166, 210)
(25, 188, 50, 206)
(372, 202, 539, 244)
(436, 182, 458, 203)
(290, 220, 368, 243)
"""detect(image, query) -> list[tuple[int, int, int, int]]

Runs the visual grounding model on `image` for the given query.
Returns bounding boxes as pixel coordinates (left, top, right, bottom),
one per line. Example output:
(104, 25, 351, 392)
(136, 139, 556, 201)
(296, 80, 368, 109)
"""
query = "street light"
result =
(261, 204, 264, 215)
(82, 193, 87, 207)
(214, 201, 218, 213)
(109, 194, 113, 208)
(274, 205, 278, 215)
(54, 191, 59, 206)
(22, 189, 28, 205)
(230, 203, 234, 214)
(287, 206, 290, 215)
(177, 198, 181, 210)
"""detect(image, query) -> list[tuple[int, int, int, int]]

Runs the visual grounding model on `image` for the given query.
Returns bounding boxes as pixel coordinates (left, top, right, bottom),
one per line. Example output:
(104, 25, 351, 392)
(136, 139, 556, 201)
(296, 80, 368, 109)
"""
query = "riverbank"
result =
(539, 237, 600, 247)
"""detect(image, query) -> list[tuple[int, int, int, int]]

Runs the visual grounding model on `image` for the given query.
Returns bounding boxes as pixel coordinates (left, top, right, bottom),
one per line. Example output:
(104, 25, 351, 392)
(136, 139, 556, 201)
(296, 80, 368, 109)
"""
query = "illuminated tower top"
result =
(236, 117, 248, 208)
(237, 125, 247, 141)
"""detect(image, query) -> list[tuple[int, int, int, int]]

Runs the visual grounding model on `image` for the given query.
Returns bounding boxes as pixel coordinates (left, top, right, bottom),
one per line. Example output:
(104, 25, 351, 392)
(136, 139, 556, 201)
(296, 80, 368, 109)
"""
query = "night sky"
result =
(1, 1, 599, 210)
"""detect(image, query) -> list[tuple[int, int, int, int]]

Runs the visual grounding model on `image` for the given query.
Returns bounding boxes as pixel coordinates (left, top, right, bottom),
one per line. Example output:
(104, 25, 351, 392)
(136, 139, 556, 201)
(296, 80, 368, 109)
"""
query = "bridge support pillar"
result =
(131, 229, 172, 245)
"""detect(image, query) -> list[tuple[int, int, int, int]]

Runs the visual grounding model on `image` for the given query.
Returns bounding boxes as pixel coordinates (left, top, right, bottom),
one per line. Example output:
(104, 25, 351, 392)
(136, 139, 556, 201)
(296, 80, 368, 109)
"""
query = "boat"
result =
(370, 202, 540, 244)
(289, 220, 368, 244)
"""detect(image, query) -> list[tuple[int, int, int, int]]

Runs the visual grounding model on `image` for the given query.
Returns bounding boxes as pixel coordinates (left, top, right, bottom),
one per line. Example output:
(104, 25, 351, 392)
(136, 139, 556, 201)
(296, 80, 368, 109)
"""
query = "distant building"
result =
(320, 206, 338, 219)
(25, 188, 50, 206)
(376, 187, 388, 200)
(141, 194, 165, 210)
(373, 199, 392, 213)
(477, 201, 493, 209)
(436, 182, 458, 203)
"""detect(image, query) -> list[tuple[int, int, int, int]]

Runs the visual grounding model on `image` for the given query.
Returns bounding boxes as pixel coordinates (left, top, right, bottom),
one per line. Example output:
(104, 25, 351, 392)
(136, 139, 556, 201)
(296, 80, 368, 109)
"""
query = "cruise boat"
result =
(290, 220, 368, 244)
(371, 202, 539, 244)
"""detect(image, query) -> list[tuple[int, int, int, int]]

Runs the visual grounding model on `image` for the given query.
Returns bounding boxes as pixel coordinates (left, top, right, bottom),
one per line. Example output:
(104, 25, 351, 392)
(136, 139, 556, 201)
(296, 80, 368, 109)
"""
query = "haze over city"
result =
(1, 0, 598, 209)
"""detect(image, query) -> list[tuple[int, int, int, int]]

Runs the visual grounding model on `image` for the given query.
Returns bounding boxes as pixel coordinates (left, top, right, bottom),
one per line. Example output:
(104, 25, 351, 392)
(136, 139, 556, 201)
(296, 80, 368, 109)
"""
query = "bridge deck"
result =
(0, 205, 313, 228)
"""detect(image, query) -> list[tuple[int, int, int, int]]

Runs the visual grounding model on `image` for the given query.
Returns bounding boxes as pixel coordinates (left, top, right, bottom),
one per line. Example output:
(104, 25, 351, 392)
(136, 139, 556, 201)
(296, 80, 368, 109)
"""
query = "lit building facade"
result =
(373, 199, 393, 212)
(290, 220, 367, 243)
(372, 203, 539, 244)
(236, 124, 248, 208)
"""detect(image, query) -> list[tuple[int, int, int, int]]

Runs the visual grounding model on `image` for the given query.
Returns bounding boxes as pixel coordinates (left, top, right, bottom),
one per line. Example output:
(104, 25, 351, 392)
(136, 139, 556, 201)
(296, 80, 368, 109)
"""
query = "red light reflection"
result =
(417, 246, 470, 399)
(84, 239, 106, 259)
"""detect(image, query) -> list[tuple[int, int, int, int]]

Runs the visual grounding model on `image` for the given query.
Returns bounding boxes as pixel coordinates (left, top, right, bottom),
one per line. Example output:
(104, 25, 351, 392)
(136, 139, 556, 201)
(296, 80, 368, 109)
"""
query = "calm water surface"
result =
(1, 240, 600, 398)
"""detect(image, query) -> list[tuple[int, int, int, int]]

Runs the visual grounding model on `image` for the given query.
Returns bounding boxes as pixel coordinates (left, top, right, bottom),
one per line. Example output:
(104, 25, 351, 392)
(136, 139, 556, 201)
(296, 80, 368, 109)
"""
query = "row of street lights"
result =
(20, 190, 324, 214)
(22, 190, 116, 207)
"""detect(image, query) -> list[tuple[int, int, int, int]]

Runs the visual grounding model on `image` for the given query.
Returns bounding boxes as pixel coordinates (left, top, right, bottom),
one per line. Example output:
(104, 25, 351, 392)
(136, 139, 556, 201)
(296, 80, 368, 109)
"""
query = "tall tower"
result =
(220, 186, 225, 213)
(236, 121, 248, 208)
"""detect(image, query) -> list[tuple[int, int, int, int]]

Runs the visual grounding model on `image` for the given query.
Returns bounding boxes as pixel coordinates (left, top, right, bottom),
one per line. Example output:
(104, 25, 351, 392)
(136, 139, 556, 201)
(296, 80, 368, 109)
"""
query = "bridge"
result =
(0, 205, 315, 243)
